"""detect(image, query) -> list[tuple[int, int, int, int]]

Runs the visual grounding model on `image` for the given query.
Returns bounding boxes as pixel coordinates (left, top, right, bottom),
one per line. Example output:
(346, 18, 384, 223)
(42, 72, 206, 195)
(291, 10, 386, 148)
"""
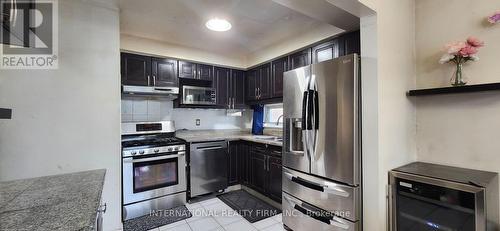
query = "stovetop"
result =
(121, 134, 186, 150)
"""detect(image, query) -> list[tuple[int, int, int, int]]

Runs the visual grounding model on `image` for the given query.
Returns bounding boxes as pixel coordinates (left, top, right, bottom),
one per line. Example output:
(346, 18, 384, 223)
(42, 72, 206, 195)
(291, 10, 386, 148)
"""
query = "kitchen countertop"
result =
(0, 169, 106, 231)
(176, 129, 283, 147)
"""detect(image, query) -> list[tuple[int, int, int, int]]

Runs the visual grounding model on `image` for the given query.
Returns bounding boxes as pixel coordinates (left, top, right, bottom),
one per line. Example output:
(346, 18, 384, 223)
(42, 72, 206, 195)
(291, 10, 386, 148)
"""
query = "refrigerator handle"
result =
(301, 91, 308, 130)
(314, 90, 319, 130)
(306, 90, 314, 130)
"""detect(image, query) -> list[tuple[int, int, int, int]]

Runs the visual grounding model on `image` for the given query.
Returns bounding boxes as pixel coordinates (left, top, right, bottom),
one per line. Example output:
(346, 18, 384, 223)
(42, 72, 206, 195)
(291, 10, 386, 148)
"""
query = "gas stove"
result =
(120, 121, 187, 220)
(121, 121, 186, 158)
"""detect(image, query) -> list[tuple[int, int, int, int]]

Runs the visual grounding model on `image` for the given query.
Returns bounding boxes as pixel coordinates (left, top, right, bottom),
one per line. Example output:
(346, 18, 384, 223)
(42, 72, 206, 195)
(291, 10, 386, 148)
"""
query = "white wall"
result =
(416, 0, 500, 88)
(121, 97, 252, 130)
(358, 0, 417, 230)
(0, 1, 122, 230)
(121, 34, 248, 69)
(415, 0, 500, 222)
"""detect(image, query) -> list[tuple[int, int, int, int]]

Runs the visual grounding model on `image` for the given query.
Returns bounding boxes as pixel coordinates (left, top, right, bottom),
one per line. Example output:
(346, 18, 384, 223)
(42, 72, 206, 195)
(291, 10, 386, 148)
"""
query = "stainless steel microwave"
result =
(181, 86, 216, 105)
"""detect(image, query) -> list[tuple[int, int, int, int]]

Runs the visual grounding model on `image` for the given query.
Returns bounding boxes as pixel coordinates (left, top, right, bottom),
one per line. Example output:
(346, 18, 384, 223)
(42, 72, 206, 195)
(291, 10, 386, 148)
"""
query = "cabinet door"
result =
(198, 64, 214, 81)
(288, 48, 311, 70)
(271, 57, 287, 98)
(246, 69, 258, 101)
(232, 70, 246, 109)
(178, 61, 197, 79)
(259, 64, 272, 100)
(228, 142, 239, 186)
(342, 31, 361, 56)
(312, 40, 339, 64)
(121, 53, 151, 86)
(267, 155, 282, 202)
(152, 58, 178, 87)
(214, 67, 231, 108)
(250, 150, 267, 193)
(238, 143, 250, 184)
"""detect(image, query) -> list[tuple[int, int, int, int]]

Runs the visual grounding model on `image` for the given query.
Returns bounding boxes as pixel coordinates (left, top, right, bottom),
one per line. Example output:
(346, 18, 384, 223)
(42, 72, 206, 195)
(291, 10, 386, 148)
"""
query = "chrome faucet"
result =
(276, 115, 284, 126)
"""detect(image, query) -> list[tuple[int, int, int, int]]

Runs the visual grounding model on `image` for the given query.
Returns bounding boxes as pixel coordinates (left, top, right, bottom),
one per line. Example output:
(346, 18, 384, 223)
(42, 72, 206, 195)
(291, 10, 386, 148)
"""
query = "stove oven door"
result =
(123, 151, 186, 205)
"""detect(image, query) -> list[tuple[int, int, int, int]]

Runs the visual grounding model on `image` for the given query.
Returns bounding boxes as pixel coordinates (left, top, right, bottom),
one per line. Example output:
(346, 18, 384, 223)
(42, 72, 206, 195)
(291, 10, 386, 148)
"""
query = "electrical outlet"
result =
(195, 119, 200, 126)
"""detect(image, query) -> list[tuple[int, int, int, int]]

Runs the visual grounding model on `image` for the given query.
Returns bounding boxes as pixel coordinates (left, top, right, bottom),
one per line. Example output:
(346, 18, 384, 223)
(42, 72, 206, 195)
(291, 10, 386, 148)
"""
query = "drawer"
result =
(282, 192, 359, 231)
(282, 167, 360, 221)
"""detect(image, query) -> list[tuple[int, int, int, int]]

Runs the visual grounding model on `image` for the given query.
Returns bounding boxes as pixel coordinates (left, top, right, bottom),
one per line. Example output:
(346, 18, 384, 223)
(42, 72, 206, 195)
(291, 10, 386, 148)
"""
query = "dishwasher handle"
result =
(196, 145, 224, 151)
(191, 141, 228, 151)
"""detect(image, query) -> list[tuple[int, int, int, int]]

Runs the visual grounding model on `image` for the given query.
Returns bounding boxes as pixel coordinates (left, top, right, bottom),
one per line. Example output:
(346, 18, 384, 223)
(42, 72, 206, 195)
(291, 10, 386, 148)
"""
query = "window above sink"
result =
(263, 103, 283, 128)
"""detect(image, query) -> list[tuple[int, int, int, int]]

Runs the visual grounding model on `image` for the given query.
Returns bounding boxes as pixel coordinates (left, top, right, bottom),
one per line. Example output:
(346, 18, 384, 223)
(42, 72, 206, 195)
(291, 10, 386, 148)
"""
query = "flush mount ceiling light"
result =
(205, 18, 232, 32)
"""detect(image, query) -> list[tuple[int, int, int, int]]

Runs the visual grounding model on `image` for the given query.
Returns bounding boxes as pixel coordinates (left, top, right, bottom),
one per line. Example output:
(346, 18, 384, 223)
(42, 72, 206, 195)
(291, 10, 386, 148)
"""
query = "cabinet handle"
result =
(233, 97, 235, 109)
(147, 75, 151, 86)
(254, 88, 257, 98)
(265, 156, 267, 171)
(153, 76, 156, 86)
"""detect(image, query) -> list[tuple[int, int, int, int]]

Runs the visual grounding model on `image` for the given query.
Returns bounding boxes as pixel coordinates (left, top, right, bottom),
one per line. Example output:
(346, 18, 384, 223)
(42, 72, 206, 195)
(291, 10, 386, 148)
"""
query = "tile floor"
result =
(150, 198, 284, 231)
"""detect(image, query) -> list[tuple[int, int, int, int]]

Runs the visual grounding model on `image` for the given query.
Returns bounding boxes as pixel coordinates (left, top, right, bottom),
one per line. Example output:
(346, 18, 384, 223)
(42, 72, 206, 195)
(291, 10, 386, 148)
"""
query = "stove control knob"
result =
(154, 149, 160, 153)
(174, 147, 179, 151)
(139, 150, 145, 155)
(168, 147, 173, 152)
(131, 151, 137, 156)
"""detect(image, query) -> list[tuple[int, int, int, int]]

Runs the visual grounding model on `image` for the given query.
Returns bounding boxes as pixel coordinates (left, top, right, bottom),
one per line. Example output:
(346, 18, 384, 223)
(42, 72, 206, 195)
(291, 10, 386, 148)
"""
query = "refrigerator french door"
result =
(282, 54, 361, 231)
(283, 54, 361, 186)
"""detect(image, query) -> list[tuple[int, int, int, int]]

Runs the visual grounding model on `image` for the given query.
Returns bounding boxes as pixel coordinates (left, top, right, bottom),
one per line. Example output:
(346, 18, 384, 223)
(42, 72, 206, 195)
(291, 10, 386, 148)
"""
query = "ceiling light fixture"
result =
(205, 18, 232, 32)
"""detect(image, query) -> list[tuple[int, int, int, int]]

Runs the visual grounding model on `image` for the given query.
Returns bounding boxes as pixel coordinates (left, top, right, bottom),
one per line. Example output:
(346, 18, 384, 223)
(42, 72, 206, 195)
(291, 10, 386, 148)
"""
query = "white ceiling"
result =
(118, 0, 342, 58)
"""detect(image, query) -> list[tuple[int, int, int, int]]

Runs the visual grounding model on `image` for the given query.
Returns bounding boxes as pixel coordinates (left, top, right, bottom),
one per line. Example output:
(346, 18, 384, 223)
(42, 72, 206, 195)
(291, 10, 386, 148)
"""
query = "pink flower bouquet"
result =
(439, 37, 484, 86)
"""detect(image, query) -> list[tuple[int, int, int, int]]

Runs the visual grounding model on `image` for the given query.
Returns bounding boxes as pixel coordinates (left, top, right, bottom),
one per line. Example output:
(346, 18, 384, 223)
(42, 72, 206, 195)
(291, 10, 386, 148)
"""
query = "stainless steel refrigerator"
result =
(282, 54, 361, 231)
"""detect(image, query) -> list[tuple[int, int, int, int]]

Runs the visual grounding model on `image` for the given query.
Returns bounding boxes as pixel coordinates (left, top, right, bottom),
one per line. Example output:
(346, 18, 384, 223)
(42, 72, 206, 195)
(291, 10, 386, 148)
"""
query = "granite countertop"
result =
(176, 129, 283, 147)
(0, 169, 106, 231)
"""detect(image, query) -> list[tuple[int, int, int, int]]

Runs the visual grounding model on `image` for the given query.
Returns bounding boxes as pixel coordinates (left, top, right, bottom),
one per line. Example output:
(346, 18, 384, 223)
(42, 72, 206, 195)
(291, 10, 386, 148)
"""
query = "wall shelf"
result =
(407, 83, 500, 96)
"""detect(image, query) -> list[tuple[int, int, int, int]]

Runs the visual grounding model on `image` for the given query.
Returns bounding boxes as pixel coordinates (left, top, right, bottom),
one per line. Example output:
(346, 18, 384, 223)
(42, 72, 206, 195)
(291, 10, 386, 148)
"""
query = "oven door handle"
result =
(123, 152, 185, 163)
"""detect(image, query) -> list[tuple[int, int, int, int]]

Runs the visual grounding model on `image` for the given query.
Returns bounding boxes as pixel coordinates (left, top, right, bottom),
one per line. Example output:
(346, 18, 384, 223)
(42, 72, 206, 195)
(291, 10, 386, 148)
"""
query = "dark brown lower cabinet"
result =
(250, 150, 268, 193)
(267, 155, 282, 202)
(228, 141, 240, 186)
(238, 142, 251, 185)
(228, 141, 282, 203)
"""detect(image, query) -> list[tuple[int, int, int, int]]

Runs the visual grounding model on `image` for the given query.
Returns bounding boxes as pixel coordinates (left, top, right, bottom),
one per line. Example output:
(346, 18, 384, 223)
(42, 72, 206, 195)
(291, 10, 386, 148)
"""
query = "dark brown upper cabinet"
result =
(259, 64, 272, 100)
(178, 61, 213, 81)
(178, 61, 197, 79)
(341, 31, 361, 56)
(121, 53, 152, 86)
(271, 57, 288, 98)
(198, 64, 214, 81)
(214, 68, 246, 109)
(231, 70, 246, 109)
(289, 48, 311, 70)
(152, 58, 178, 87)
(246, 64, 272, 102)
(312, 39, 340, 64)
(214, 67, 231, 108)
(246, 69, 259, 101)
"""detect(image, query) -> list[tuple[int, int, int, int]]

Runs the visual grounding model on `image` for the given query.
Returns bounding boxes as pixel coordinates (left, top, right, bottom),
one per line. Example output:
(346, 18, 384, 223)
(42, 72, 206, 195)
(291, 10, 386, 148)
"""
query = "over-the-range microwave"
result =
(181, 85, 216, 105)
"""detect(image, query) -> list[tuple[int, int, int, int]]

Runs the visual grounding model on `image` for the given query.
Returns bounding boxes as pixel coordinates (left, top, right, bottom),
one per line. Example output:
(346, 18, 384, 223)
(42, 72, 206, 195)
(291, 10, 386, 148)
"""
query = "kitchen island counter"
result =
(0, 169, 106, 231)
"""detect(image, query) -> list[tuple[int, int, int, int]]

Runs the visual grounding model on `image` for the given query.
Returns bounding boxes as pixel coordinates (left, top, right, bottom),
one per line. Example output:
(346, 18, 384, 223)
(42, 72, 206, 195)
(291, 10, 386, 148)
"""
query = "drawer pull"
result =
(283, 194, 350, 230)
(284, 172, 350, 197)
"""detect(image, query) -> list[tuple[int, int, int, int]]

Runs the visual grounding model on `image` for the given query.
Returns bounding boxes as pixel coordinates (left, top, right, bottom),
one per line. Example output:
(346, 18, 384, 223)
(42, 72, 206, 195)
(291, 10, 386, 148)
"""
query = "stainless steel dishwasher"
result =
(189, 141, 228, 197)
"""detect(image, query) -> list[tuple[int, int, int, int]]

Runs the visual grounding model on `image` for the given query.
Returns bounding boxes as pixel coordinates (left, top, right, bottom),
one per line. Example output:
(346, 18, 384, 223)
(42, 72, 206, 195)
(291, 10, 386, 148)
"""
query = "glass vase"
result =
(450, 63, 467, 87)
